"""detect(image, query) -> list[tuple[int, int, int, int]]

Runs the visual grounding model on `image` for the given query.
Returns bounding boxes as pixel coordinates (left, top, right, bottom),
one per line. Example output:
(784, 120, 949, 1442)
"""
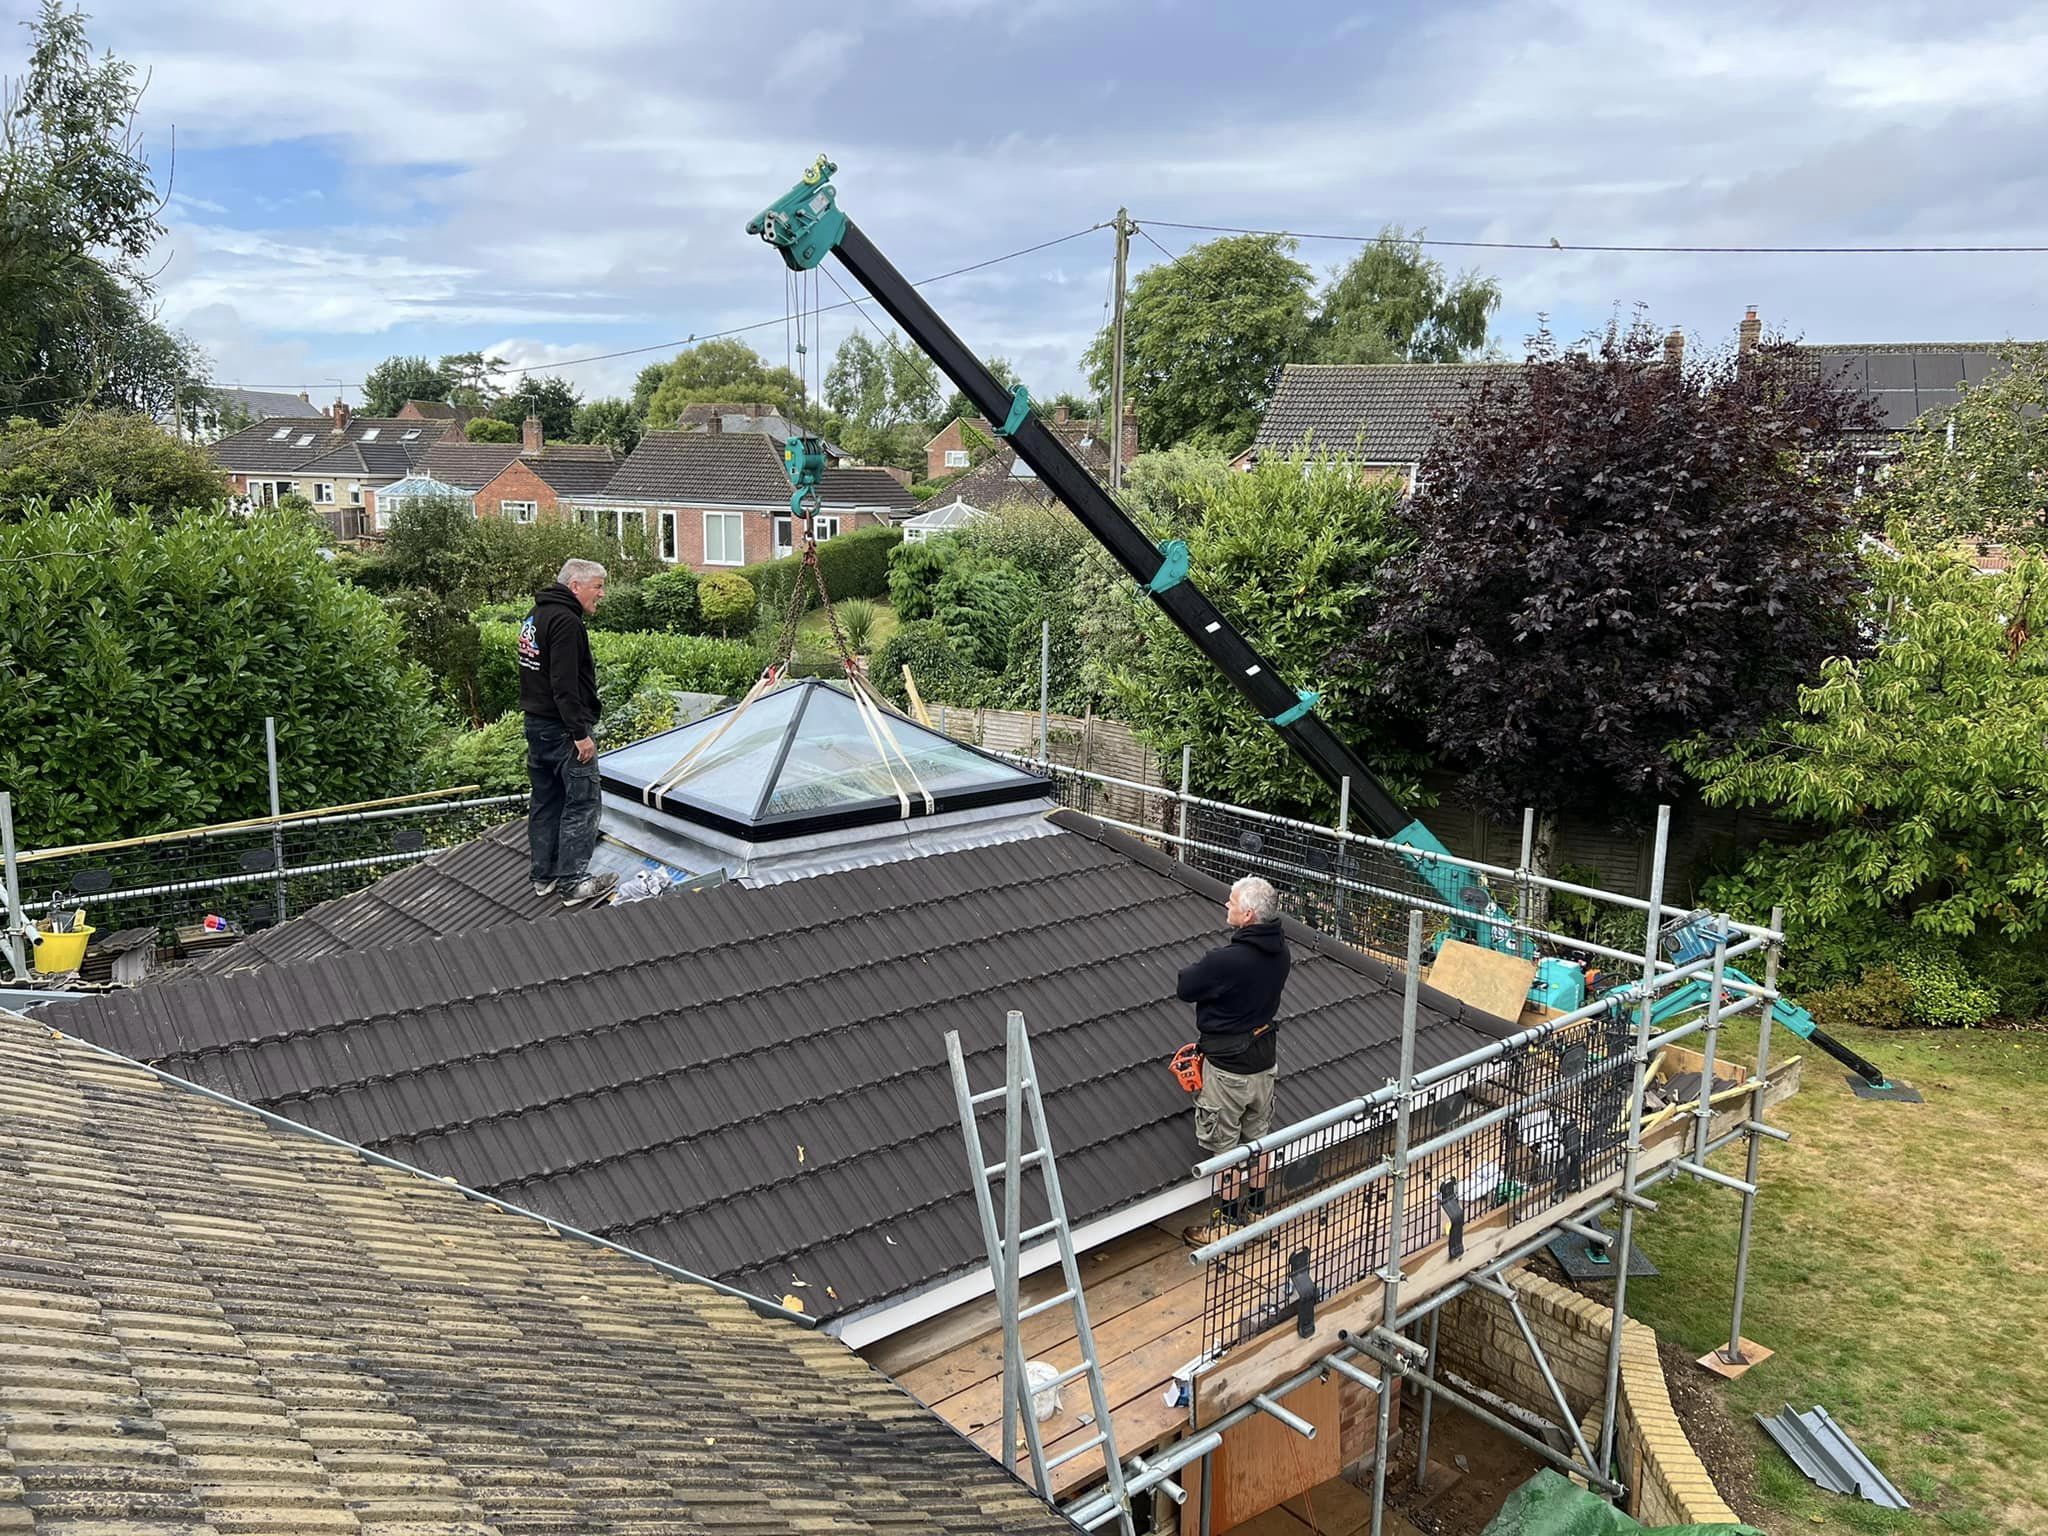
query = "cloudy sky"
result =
(42, 0, 2048, 410)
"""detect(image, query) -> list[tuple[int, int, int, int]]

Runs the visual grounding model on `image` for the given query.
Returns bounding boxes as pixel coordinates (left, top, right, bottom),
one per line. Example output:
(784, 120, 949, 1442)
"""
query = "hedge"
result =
(741, 523, 902, 615)
(476, 621, 764, 722)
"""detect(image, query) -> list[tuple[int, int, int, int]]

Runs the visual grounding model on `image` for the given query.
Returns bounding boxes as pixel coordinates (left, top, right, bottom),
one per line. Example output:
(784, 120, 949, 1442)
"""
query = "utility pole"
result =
(1108, 208, 1132, 492)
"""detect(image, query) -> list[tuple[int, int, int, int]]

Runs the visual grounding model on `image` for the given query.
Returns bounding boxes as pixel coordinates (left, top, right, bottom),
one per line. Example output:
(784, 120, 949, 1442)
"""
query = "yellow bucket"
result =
(32, 922, 93, 975)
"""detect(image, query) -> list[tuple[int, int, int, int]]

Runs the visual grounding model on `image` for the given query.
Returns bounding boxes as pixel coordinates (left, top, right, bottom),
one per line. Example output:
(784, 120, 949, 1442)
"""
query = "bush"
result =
(1806, 966, 1916, 1032)
(330, 547, 400, 593)
(0, 411, 229, 520)
(639, 568, 701, 634)
(1893, 945, 2001, 1028)
(384, 587, 484, 723)
(934, 558, 1036, 671)
(382, 493, 483, 595)
(699, 570, 756, 635)
(887, 536, 957, 619)
(424, 712, 529, 794)
(744, 524, 904, 615)
(590, 581, 651, 634)
(474, 621, 762, 721)
(597, 671, 681, 748)
(0, 499, 438, 846)
(462, 516, 659, 606)
(838, 599, 879, 652)
(873, 618, 995, 710)
(467, 417, 518, 443)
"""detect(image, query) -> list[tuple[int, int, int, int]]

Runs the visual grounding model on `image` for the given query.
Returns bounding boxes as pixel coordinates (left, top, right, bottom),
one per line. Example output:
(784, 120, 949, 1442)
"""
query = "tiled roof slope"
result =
(208, 415, 452, 474)
(1250, 362, 1522, 463)
(1797, 342, 2014, 435)
(606, 431, 918, 512)
(58, 812, 1512, 1324)
(419, 438, 520, 488)
(0, 1011, 1079, 1535)
(423, 441, 622, 495)
(521, 444, 623, 496)
(177, 819, 560, 979)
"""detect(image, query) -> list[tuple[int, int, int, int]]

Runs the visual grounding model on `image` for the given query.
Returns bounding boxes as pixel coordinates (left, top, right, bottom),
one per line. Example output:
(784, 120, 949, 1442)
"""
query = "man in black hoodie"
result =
(1178, 875, 1291, 1237)
(518, 558, 609, 904)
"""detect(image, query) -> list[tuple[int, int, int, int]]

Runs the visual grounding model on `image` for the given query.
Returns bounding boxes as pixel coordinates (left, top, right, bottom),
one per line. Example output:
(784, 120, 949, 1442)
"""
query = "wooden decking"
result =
(859, 1205, 1212, 1499)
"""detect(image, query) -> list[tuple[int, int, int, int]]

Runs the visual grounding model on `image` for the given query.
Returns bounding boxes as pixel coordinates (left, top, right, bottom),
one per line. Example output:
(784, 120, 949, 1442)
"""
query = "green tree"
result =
(490, 375, 579, 442)
(0, 497, 438, 845)
(0, 3, 205, 424)
(824, 330, 939, 469)
(1083, 447, 1422, 815)
(641, 339, 806, 427)
(361, 354, 452, 416)
(697, 570, 755, 636)
(466, 416, 518, 443)
(0, 410, 228, 518)
(438, 349, 506, 409)
(1311, 226, 1501, 364)
(572, 397, 641, 455)
(1085, 234, 1313, 454)
(1677, 535, 2048, 946)
(1881, 343, 2048, 554)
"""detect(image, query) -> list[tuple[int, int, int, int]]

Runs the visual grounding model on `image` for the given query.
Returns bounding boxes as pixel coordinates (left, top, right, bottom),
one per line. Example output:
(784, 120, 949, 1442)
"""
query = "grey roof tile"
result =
(1251, 362, 1523, 463)
(604, 430, 918, 512)
(63, 812, 1514, 1324)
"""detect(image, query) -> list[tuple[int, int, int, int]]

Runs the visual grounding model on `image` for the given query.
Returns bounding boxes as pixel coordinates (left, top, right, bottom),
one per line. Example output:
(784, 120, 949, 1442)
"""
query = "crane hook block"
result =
(1145, 539, 1190, 594)
(993, 384, 1032, 438)
(781, 433, 828, 517)
(747, 157, 847, 271)
(1266, 689, 1320, 728)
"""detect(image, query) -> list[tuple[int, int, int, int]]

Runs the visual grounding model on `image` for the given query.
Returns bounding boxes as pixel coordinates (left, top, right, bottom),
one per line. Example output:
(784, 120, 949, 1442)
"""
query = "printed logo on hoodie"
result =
(516, 613, 541, 672)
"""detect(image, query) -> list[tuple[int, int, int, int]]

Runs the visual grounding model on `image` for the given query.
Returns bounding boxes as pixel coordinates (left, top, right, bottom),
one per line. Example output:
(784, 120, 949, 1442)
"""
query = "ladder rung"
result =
(1018, 1289, 1076, 1321)
(1048, 1361, 1094, 1389)
(1045, 1432, 1108, 1471)
(984, 1148, 1048, 1180)
(1019, 1220, 1060, 1244)
(969, 1078, 1033, 1106)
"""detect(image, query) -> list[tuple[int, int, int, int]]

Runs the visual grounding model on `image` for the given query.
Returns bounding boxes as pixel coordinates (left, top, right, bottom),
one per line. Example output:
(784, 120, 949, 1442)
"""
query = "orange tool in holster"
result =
(1169, 1043, 1204, 1094)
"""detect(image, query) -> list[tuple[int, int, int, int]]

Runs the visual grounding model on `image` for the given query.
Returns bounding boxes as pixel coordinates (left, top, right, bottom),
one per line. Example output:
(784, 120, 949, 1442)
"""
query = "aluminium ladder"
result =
(945, 1010, 1135, 1535)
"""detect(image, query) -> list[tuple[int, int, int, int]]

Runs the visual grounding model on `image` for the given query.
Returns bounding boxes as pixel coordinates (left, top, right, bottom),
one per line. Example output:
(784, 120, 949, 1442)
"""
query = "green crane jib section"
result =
(748, 157, 1519, 952)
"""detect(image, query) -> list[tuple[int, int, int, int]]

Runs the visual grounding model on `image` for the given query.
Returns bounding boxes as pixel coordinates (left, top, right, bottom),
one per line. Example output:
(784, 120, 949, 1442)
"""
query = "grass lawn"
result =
(794, 599, 898, 658)
(1626, 1017, 2048, 1536)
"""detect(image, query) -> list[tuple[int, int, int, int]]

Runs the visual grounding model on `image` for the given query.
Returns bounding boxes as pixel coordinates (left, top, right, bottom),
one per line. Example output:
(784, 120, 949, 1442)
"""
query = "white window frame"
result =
(374, 497, 399, 533)
(944, 448, 969, 468)
(703, 510, 746, 566)
(349, 482, 362, 505)
(312, 482, 334, 504)
(501, 498, 538, 524)
(402, 428, 422, 441)
(772, 514, 838, 558)
(270, 427, 291, 441)
(659, 509, 679, 563)
(361, 427, 381, 441)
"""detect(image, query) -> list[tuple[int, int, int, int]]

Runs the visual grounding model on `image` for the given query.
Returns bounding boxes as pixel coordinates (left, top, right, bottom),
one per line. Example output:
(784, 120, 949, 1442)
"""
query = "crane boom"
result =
(748, 158, 1508, 947)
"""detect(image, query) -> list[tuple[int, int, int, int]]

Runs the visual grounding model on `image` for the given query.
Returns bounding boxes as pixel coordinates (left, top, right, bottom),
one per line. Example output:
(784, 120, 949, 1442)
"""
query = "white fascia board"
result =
(828, 1177, 1211, 1351)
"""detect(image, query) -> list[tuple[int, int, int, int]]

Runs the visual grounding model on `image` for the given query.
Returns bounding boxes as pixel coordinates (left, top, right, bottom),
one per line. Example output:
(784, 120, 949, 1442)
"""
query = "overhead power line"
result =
(220, 222, 1110, 394)
(1136, 217, 2048, 256)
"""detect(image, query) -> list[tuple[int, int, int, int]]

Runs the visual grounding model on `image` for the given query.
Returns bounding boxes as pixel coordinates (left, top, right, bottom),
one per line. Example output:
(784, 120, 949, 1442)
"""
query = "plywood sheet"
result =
(1425, 940, 1537, 1025)
(1200, 1375, 1341, 1533)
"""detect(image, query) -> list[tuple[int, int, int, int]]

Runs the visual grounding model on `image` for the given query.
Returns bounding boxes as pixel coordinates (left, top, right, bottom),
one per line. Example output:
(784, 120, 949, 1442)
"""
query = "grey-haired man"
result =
(519, 558, 610, 903)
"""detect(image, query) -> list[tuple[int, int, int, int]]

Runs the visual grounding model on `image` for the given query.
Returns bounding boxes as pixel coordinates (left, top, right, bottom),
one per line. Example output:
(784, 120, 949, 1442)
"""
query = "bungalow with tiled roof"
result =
(206, 402, 452, 537)
(395, 415, 621, 529)
(586, 429, 917, 570)
(1237, 362, 1524, 484)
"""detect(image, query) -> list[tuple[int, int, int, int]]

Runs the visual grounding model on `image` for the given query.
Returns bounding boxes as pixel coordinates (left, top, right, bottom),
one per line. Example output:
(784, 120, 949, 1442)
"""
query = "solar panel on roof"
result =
(1867, 355, 1918, 390)
(1913, 353, 1967, 388)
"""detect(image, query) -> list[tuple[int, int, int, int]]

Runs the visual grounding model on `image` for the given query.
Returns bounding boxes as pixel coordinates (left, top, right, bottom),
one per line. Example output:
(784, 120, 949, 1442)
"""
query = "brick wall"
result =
(926, 420, 978, 481)
(1434, 1268, 1738, 1525)
(609, 505, 891, 573)
(474, 460, 562, 523)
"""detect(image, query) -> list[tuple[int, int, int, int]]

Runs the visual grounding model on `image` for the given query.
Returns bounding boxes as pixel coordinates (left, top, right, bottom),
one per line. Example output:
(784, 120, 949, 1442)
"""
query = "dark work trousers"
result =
(525, 715, 600, 884)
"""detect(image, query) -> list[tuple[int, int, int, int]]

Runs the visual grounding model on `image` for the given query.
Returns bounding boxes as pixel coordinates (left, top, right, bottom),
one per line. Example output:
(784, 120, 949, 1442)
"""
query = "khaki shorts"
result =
(1194, 1063, 1277, 1154)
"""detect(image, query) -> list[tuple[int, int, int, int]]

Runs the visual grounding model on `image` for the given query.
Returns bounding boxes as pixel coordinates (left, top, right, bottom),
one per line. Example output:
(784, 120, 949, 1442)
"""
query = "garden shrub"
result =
(837, 599, 879, 653)
(873, 619, 994, 710)
(0, 498, 438, 846)
(1893, 944, 2000, 1028)
(384, 587, 485, 723)
(1805, 965, 1915, 1032)
(743, 524, 903, 615)
(934, 557, 1036, 671)
(638, 568, 701, 634)
(698, 571, 756, 636)
(475, 622, 761, 720)
(886, 536, 957, 619)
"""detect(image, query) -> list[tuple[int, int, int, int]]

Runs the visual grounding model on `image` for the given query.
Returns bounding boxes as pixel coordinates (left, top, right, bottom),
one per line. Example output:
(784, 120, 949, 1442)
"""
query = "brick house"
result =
(580, 430, 917, 571)
(396, 398, 486, 431)
(922, 415, 991, 480)
(408, 416, 619, 530)
(207, 402, 451, 537)
(918, 406, 1138, 516)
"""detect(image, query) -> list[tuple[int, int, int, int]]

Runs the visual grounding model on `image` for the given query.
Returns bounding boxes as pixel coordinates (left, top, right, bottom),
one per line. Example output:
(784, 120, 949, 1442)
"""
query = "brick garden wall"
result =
(1434, 1267, 1737, 1525)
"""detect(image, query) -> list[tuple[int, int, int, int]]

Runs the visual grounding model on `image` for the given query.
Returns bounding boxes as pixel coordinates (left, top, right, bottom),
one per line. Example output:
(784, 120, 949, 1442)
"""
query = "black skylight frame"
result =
(598, 677, 1051, 842)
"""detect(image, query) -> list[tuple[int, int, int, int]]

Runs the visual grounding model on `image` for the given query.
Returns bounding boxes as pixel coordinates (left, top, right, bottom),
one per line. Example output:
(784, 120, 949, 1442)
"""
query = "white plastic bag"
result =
(1026, 1359, 1062, 1421)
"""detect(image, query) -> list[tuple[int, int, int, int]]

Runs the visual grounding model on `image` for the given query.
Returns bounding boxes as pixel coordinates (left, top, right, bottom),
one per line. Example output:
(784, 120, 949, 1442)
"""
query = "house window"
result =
(944, 449, 969, 468)
(349, 482, 362, 505)
(402, 428, 422, 440)
(772, 515, 838, 557)
(361, 428, 380, 441)
(501, 499, 538, 524)
(270, 427, 291, 440)
(704, 511, 745, 565)
(295, 433, 315, 447)
(659, 509, 678, 563)
(574, 507, 597, 528)
(312, 482, 334, 504)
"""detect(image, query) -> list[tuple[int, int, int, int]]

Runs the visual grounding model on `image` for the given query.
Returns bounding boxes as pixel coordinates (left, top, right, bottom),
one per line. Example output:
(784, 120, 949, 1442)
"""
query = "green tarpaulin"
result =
(1481, 1471, 1766, 1536)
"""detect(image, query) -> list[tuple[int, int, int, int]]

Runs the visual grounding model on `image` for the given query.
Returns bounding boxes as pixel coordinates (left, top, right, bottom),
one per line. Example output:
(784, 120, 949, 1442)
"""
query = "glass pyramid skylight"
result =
(598, 678, 1049, 838)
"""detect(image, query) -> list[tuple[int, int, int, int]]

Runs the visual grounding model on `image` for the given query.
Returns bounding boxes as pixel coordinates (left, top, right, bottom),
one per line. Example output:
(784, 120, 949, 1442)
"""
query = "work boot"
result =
(1182, 1198, 1243, 1249)
(531, 879, 557, 898)
(559, 872, 616, 906)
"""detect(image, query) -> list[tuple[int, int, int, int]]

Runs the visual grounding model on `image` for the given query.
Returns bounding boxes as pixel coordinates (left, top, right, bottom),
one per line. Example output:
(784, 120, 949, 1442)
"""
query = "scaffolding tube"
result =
(1724, 906, 1784, 1369)
(1478, 1275, 1601, 1474)
(1369, 912, 1425, 1536)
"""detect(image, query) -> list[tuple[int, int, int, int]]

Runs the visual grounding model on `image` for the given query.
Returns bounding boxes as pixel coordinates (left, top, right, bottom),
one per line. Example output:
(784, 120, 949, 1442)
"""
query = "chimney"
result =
(1121, 406, 1139, 467)
(705, 413, 721, 435)
(1663, 328, 1684, 370)
(1738, 305, 1761, 357)
(298, 391, 310, 404)
(522, 413, 543, 455)
(1053, 403, 1069, 425)
(330, 399, 350, 431)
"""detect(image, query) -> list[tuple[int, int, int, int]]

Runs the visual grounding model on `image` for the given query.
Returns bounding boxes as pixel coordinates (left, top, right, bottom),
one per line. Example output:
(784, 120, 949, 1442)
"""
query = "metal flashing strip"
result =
(1756, 1405, 1911, 1509)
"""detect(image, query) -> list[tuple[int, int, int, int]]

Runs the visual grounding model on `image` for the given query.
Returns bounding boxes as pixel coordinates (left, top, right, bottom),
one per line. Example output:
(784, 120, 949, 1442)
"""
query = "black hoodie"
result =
(1176, 919, 1291, 1073)
(518, 584, 601, 739)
